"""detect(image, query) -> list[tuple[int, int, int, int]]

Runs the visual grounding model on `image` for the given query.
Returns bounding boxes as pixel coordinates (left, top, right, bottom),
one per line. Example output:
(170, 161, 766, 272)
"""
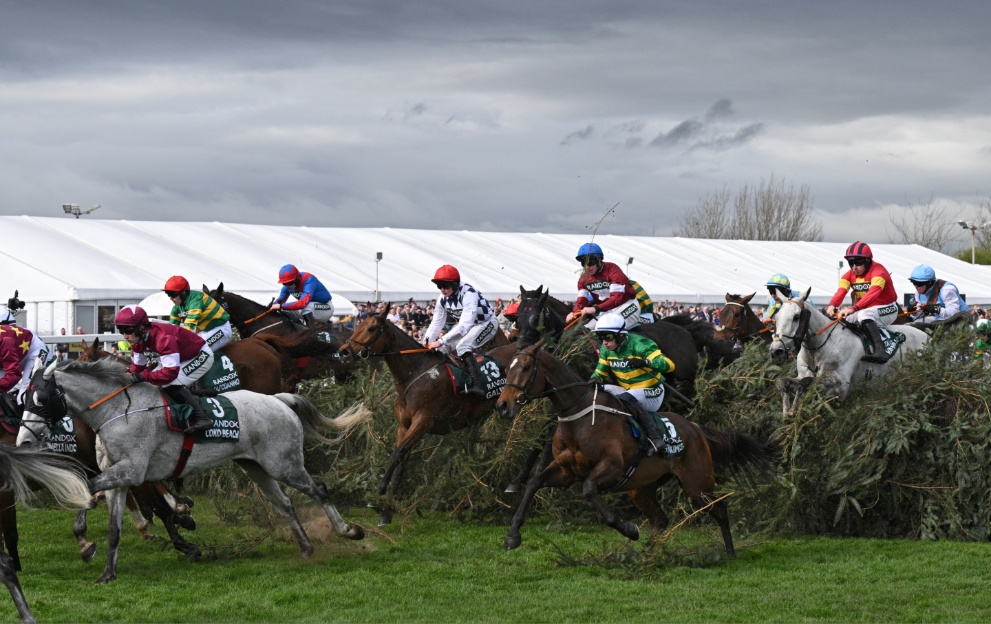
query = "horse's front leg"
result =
(581, 465, 640, 541)
(505, 460, 569, 550)
(777, 376, 814, 417)
(96, 487, 128, 584)
(505, 423, 555, 493)
(375, 408, 431, 526)
(0, 544, 34, 624)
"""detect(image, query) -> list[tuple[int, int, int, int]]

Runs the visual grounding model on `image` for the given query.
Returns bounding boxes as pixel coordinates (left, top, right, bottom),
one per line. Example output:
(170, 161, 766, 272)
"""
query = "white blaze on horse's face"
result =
(509, 357, 521, 370)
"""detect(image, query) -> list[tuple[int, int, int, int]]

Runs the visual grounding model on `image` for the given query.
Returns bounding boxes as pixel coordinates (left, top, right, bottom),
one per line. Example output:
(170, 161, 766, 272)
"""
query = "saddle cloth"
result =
(625, 412, 685, 457)
(445, 355, 507, 400)
(853, 326, 907, 362)
(197, 353, 242, 393)
(164, 393, 240, 442)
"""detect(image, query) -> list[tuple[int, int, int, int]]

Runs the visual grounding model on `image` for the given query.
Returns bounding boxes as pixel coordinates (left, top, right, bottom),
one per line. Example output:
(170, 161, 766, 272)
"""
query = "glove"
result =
(129, 370, 144, 384)
(627, 357, 648, 369)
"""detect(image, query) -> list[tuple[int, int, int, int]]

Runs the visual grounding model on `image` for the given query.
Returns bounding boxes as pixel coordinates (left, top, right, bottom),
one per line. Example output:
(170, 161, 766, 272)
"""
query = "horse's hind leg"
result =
(96, 487, 128, 584)
(137, 484, 200, 558)
(376, 413, 431, 526)
(234, 459, 314, 557)
(0, 545, 34, 624)
(628, 483, 669, 534)
(288, 473, 364, 542)
(73, 509, 97, 564)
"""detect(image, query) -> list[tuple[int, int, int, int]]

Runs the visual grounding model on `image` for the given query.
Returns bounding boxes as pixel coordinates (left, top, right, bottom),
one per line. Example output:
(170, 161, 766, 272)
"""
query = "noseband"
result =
(341, 319, 388, 360)
(773, 302, 815, 356)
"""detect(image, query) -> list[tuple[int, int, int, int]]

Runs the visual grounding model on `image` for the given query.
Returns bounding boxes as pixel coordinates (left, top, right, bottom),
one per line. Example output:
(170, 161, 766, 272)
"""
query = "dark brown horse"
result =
(715, 293, 772, 344)
(206, 283, 357, 383)
(495, 339, 777, 556)
(338, 307, 514, 525)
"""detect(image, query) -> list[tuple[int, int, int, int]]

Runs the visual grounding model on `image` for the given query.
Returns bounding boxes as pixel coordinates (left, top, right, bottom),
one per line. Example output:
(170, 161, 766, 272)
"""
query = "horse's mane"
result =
(61, 358, 130, 385)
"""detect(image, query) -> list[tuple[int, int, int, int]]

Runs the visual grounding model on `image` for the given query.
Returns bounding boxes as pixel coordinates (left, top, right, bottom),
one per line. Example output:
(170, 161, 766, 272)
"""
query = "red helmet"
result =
(278, 264, 300, 284)
(431, 265, 461, 284)
(115, 305, 149, 328)
(163, 276, 190, 293)
(844, 241, 873, 260)
(504, 301, 519, 320)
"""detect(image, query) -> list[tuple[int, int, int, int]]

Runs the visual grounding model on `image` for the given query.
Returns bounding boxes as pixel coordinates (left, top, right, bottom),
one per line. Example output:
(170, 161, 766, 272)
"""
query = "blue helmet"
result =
(576, 242, 604, 263)
(909, 264, 936, 284)
(766, 273, 791, 289)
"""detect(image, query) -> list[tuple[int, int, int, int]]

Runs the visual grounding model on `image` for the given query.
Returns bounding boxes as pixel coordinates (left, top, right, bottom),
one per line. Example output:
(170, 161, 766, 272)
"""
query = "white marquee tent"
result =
(2, 216, 990, 336)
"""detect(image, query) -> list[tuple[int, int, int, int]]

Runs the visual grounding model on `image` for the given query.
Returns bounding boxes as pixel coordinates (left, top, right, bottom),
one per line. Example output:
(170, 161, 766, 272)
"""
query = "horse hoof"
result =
(504, 535, 522, 550)
(347, 524, 365, 541)
(176, 496, 194, 508)
(95, 573, 116, 585)
(504, 483, 519, 494)
(81, 543, 97, 564)
(377, 513, 392, 527)
(627, 524, 640, 541)
(177, 515, 197, 531)
(142, 533, 157, 541)
(300, 545, 315, 558)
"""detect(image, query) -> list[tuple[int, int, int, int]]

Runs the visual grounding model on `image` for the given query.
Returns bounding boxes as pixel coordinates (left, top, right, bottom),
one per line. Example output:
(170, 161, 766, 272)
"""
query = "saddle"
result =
(444, 354, 507, 400)
(162, 392, 240, 441)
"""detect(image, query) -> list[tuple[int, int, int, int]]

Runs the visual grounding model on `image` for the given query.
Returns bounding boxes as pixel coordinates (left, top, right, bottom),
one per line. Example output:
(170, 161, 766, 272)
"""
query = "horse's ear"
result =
(534, 337, 546, 351)
(800, 287, 812, 302)
(743, 292, 755, 304)
(93, 336, 102, 350)
(202, 284, 209, 293)
(519, 285, 526, 298)
(537, 288, 548, 306)
(218, 282, 225, 295)
(378, 305, 389, 319)
(80, 339, 89, 349)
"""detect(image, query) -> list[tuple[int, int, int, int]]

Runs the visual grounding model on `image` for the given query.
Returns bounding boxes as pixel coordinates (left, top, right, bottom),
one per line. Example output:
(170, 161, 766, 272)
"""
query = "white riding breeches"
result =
(443, 317, 499, 356)
(848, 302, 898, 328)
(172, 346, 215, 387)
(289, 301, 335, 322)
(602, 383, 664, 413)
(199, 322, 233, 352)
(585, 299, 643, 331)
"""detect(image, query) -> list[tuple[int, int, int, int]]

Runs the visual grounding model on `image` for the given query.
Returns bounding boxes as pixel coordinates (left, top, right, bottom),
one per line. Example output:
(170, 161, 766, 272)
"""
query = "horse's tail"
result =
(0, 444, 92, 509)
(275, 394, 371, 445)
(697, 425, 779, 487)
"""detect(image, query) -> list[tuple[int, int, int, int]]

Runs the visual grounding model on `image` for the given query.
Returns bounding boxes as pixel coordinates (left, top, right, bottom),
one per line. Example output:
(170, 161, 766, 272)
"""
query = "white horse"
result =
(18, 358, 370, 584)
(0, 443, 92, 623)
(769, 289, 929, 416)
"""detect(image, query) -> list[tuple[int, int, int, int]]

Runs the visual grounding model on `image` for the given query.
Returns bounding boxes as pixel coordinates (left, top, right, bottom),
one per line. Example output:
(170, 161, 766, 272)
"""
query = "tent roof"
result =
(3, 215, 991, 308)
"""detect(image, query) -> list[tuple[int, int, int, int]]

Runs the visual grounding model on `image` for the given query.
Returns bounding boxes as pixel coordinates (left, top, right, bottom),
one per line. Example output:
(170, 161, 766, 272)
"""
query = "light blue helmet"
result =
(909, 264, 936, 284)
(576, 242, 604, 263)
(766, 273, 791, 289)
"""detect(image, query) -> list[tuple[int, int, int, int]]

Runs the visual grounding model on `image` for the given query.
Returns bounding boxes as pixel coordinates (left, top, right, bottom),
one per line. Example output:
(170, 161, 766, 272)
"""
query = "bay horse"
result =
(19, 358, 370, 584)
(0, 443, 92, 624)
(769, 289, 929, 417)
(495, 339, 777, 556)
(338, 306, 515, 526)
(206, 283, 357, 383)
(715, 293, 772, 344)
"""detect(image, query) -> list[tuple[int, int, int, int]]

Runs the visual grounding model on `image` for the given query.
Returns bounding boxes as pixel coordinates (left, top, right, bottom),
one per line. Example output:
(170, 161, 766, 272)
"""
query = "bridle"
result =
(505, 347, 591, 416)
(773, 300, 839, 356)
(340, 318, 389, 360)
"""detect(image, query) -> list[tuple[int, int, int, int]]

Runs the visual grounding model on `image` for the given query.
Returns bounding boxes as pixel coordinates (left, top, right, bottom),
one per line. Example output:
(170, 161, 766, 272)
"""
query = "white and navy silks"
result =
(424, 283, 499, 356)
(911, 281, 969, 322)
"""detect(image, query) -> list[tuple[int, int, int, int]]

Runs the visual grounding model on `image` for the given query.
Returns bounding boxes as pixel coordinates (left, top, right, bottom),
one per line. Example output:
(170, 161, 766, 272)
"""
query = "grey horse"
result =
(18, 358, 369, 584)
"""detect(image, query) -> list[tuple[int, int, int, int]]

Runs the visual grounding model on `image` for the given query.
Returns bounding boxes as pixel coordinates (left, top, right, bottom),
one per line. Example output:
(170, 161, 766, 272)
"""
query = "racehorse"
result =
(338, 307, 516, 526)
(206, 283, 357, 383)
(0, 443, 92, 624)
(514, 286, 699, 389)
(19, 358, 370, 584)
(715, 293, 772, 344)
(495, 339, 777, 555)
(769, 289, 930, 417)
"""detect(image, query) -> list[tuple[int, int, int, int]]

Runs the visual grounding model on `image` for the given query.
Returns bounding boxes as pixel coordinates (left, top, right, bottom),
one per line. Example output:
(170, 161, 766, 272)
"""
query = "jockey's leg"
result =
(165, 385, 212, 434)
(856, 305, 897, 364)
(457, 321, 498, 397)
(616, 391, 665, 456)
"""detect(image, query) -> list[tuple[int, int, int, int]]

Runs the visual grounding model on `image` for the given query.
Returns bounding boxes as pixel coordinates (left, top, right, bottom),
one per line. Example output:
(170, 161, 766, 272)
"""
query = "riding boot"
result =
(460, 352, 487, 397)
(302, 313, 315, 328)
(860, 319, 887, 363)
(619, 394, 665, 456)
(165, 385, 213, 435)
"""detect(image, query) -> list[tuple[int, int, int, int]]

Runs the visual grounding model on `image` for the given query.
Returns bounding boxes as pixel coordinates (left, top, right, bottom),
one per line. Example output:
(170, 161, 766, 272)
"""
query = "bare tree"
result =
(676, 175, 822, 241)
(886, 194, 961, 252)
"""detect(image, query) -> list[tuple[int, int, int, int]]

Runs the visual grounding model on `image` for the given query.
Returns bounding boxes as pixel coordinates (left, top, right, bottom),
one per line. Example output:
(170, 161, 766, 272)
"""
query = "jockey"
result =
(908, 264, 969, 323)
(164, 276, 233, 351)
(629, 280, 655, 322)
(0, 318, 48, 407)
(590, 313, 680, 457)
(502, 300, 520, 331)
(826, 242, 899, 363)
(763, 273, 801, 324)
(975, 318, 991, 358)
(271, 264, 334, 328)
(424, 265, 499, 397)
(565, 243, 641, 331)
(114, 305, 214, 435)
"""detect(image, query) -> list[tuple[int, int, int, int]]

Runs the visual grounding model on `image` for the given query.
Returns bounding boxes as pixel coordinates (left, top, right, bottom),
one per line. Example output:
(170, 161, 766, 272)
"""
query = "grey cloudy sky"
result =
(2, 1, 989, 247)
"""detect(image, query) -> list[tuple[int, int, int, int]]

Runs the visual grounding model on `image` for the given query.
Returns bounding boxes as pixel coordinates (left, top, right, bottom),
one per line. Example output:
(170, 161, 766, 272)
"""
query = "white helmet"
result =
(595, 312, 627, 334)
(976, 318, 990, 332)
(0, 309, 15, 325)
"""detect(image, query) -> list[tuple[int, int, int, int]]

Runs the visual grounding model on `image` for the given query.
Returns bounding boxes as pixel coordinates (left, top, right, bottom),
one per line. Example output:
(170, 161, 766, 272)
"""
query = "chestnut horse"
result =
(495, 339, 777, 556)
(338, 307, 514, 526)
(715, 293, 772, 344)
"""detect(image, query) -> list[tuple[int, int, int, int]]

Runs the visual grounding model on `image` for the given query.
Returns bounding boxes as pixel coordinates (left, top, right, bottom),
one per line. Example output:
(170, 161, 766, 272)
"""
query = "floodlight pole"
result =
(626, 256, 634, 275)
(959, 221, 979, 264)
(375, 252, 383, 301)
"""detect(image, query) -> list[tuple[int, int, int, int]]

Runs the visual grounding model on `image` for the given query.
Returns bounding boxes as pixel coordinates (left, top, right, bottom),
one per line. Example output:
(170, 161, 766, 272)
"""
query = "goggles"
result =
(435, 281, 456, 290)
(164, 290, 183, 298)
(596, 331, 619, 342)
(846, 258, 868, 267)
(116, 325, 138, 335)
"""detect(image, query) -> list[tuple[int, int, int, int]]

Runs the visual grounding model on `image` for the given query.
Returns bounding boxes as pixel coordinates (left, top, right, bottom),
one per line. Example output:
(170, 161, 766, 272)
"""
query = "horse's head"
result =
(497, 338, 548, 420)
(717, 292, 756, 341)
(516, 285, 557, 347)
(17, 359, 70, 447)
(769, 288, 813, 365)
(339, 305, 392, 361)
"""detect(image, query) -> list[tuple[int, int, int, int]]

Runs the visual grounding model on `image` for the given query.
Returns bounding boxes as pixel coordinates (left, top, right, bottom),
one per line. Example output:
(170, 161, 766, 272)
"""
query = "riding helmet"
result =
(595, 312, 628, 334)
(115, 305, 150, 327)
(977, 318, 990, 333)
(844, 241, 873, 260)
(766, 273, 791, 289)
(576, 242, 604, 263)
(909, 264, 936, 284)
(431, 265, 461, 284)
(163, 275, 190, 293)
(278, 264, 300, 284)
